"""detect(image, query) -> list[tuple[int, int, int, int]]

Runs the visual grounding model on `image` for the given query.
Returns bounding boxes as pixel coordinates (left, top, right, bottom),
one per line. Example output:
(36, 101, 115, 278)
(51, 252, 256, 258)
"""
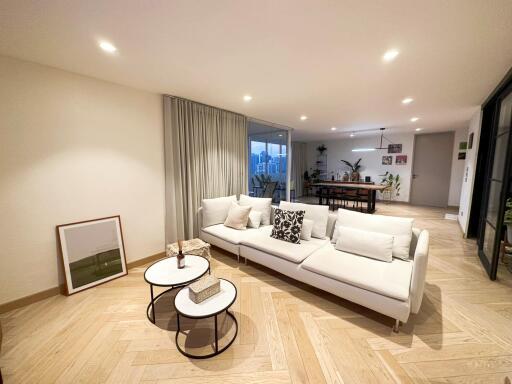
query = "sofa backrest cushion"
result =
(332, 208, 413, 260)
(239, 194, 272, 225)
(201, 195, 237, 228)
(279, 201, 329, 239)
(335, 226, 393, 262)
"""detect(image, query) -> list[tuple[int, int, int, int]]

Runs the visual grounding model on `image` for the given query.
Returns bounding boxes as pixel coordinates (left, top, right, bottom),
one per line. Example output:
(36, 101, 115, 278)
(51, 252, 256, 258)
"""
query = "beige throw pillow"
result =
(247, 210, 263, 229)
(224, 202, 252, 230)
(300, 219, 314, 241)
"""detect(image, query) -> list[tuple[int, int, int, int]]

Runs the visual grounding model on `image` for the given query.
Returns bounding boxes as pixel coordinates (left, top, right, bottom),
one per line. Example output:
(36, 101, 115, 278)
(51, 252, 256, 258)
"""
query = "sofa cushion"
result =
(241, 226, 329, 263)
(279, 201, 329, 239)
(302, 244, 413, 301)
(332, 208, 413, 260)
(239, 194, 272, 225)
(301, 219, 314, 241)
(271, 208, 305, 244)
(202, 224, 266, 245)
(335, 226, 393, 262)
(201, 195, 237, 228)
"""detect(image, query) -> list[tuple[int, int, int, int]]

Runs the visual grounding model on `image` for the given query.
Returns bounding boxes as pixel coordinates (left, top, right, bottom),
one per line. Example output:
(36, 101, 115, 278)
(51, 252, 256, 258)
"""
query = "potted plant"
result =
(379, 172, 401, 201)
(340, 158, 362, 181)
(317, 144, 327, 155)
(504, 198, 512, 243)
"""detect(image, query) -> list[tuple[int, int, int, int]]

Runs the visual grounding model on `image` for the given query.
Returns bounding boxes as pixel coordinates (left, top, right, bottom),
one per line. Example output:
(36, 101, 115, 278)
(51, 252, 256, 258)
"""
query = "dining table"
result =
(312, 182, 387, 213)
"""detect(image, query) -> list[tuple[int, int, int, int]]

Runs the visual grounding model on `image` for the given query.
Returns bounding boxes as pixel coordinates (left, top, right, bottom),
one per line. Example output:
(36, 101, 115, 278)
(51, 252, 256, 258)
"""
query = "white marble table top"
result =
(174, 279, 236, 318)
(144, 255, 209, 286)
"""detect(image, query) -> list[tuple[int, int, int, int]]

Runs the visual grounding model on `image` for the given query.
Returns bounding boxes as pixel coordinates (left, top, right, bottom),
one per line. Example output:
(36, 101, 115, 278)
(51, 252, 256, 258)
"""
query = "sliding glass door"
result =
(248, 121, 290, 203)
(478, 86, 512, 279)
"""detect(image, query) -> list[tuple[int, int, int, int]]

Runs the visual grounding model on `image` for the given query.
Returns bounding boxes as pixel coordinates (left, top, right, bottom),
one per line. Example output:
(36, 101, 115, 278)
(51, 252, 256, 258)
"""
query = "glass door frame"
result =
(477, 84, 512, 279)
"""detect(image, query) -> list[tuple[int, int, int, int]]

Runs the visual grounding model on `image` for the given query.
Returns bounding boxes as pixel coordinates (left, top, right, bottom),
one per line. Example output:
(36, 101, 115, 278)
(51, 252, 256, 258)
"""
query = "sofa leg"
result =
(244, 257, 247, 265)
(392, 319, 401, 333)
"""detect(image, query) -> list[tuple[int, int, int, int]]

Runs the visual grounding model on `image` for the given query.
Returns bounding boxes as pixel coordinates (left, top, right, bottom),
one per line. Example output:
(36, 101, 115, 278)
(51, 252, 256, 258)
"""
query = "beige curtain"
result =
(164, 96, 248, 242)
(291, 142, 308, 198)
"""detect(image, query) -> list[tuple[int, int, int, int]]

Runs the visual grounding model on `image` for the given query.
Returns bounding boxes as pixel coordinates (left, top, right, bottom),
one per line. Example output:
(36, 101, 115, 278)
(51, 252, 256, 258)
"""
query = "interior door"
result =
(410, 132, 454, 207)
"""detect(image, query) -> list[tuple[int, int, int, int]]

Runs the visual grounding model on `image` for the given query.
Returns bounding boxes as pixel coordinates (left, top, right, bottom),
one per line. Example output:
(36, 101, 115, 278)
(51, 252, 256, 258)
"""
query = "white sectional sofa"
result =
(198, 199, 429, 331)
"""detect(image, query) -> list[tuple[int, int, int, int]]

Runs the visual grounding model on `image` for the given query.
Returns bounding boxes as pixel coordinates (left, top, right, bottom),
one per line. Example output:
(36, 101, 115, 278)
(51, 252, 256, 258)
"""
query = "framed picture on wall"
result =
(395, 155, 408, 165)
(57, 216, 127, 295)
(388, 144, 402, 153)
(382, 156, 392, 165)
(468, 132, 474, 149)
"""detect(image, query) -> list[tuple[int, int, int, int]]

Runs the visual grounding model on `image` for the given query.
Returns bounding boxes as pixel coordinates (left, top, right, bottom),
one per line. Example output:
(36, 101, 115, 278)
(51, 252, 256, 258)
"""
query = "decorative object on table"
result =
(316, 144, 327, 155)
(342, 171, 350, 181)
(395, 155, 407, 165)
(365, 176, 371, 182)
(382, 156, 392, 165)
(388, 144, 402, 153)
(144, 255, 210, 324)
(177, 240, 185, 269)
(188, 275, 221, 304)
(57, 216, 127, 295)
(380, 172, 401, 201)
(174, 278, 238, 359)
(468, 132, 474, 149)
(167, 238, 211, 260)
(271, 208, 305, 244)
(340, 158, 362, 181)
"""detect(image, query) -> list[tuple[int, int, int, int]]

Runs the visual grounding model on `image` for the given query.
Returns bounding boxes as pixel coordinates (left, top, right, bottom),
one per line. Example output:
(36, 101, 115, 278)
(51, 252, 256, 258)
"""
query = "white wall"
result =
(448, 127, 470, 207)
(0, 56, 165, 305)
(306, 133, 415, 202)
(458, 109, 483, 235)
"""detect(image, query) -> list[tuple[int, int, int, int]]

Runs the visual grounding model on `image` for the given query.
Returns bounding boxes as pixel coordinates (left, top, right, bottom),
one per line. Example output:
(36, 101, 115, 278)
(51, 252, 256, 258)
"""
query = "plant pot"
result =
(351, 172, 360, 182)
(342, 173, 349, 182)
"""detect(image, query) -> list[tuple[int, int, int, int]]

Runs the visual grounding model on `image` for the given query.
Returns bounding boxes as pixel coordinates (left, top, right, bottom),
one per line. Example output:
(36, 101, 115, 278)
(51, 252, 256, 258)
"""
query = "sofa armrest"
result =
(197, 206, 203, 231)
(410, 228, 429, 314)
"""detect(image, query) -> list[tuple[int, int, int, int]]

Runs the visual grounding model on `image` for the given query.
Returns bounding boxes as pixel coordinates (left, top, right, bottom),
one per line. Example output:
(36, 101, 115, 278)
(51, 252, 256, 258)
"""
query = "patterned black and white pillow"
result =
(271, 208, 305, 244)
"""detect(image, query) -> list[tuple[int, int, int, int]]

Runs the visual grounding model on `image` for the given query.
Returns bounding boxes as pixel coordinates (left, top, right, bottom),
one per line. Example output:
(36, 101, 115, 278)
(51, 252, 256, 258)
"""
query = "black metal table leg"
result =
(214, 315, 218, 353)
(150, 284, 155, 323)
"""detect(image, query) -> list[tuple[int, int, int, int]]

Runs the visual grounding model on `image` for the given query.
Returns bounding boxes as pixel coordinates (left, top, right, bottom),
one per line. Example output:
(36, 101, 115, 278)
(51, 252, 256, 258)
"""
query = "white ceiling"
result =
(1, 0, 511, 141)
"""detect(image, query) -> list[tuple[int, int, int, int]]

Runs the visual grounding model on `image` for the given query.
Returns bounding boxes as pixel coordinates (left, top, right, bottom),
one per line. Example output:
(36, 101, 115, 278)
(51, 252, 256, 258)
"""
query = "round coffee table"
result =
(174, 279, 238, 359)
(144, 255, 209, 324)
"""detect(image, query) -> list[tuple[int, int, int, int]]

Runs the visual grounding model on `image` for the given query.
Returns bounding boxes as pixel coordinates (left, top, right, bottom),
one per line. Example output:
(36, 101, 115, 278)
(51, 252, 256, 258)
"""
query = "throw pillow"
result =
(224, 202, 252, 230)
(239, 194, 272, 225)
(300, 219, 314, 241)
(279, 201, 329, 239)
(247, 210, 263, 229)
(201, 195, 237, 228)
(335, 226, 394, 262)
(271, 208, 305, 244)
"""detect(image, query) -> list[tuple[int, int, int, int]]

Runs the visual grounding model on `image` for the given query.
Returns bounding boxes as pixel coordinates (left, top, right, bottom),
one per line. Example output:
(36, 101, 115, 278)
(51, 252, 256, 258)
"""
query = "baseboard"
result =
(0, 251, 166, 314)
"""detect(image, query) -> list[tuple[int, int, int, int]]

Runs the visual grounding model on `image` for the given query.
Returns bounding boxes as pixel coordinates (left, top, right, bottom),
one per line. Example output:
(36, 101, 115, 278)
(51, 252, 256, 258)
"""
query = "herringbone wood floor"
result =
(2, 204, 512, 383)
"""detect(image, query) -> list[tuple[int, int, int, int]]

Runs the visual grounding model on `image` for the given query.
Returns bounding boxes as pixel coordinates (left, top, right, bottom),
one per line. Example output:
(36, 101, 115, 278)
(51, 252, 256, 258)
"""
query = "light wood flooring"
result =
(2, 204, 512, 383)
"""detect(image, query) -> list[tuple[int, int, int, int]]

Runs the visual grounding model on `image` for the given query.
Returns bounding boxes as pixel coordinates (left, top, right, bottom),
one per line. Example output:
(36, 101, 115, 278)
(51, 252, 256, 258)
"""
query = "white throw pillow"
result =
(239, 194, 272, 225)
(335, 226, 394, 262)
(300, 219, 314, 241)
(247, 210, 263, 229)
(201, 195, 237, 228)
(332, 208, 413, 260)
(279, 201, 329, 239)
(224, 202, 252, 230)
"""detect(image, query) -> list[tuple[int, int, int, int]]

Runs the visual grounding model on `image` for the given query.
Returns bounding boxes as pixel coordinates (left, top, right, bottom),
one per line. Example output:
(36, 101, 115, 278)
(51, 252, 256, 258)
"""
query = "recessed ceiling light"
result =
(382, 49, 399, 62)
(402, 98, 414, 104)
(350, 133, 355, 137)
(243, 95, 252, 102)
(415, 128, 422, 131)
(99, 41, 117, 53)
(331, 127, 337, 131)
(278, 134, 283, 137)
(300, 115, 308, 121)
(410, 117, 420, 122)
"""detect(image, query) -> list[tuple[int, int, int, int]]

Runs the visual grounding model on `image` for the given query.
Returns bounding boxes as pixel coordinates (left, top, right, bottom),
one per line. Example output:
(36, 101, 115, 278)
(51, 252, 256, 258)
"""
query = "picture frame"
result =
(395, 155, 408, 165)
(388, 144, 402, 154)
(382, 156, 392, 165)
(468, 132, 474, 149)
(57, 216, 127, 295)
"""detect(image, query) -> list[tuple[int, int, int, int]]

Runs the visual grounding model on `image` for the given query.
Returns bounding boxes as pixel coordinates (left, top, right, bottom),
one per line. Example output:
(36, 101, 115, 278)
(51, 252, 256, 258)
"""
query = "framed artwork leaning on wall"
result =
(57, 216, 127, 295)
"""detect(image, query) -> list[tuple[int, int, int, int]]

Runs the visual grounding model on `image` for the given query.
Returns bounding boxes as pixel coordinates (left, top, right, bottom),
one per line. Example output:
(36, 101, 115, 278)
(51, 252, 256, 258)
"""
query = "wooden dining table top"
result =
(312, 182, 387, 191)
